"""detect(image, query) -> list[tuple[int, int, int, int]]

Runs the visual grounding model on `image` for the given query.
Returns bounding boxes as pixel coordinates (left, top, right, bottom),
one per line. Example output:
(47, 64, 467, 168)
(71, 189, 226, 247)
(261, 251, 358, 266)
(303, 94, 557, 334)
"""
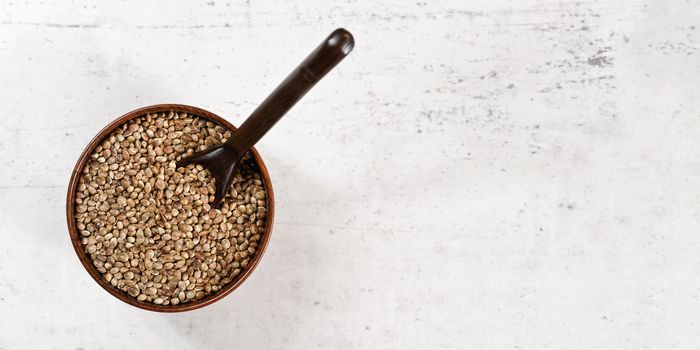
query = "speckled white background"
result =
(1, 0, 699, 349)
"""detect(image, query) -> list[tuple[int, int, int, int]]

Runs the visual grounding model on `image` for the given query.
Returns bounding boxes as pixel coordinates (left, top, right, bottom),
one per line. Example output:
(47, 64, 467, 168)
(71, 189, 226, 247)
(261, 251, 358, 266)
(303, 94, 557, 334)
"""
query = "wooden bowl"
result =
(66, 104, 275, 312)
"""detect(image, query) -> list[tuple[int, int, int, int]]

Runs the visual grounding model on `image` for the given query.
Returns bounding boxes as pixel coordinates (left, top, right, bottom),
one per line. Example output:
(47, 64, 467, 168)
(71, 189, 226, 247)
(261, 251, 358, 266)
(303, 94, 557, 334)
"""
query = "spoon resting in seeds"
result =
(177, 28, 354, 207)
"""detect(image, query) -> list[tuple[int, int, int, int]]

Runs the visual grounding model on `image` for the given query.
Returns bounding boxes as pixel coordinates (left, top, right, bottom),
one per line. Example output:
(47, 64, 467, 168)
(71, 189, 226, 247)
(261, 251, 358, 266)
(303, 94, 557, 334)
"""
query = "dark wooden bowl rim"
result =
(66, 104, 275, 312)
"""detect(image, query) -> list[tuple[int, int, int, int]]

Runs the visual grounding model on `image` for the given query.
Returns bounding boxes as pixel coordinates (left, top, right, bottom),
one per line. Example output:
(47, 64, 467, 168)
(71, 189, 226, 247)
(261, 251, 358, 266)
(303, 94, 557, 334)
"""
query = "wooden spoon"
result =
(177, 28, 354, 207)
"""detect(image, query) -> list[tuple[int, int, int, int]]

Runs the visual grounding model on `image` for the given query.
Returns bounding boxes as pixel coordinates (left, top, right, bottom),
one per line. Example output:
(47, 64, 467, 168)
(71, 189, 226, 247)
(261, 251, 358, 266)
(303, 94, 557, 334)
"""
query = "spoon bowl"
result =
(66, 104, 275, 312)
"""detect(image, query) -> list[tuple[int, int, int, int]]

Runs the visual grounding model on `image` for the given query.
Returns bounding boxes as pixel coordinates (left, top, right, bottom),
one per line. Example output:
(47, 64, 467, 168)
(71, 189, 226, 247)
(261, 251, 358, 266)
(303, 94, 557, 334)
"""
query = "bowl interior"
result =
(66, 104, 274, 312)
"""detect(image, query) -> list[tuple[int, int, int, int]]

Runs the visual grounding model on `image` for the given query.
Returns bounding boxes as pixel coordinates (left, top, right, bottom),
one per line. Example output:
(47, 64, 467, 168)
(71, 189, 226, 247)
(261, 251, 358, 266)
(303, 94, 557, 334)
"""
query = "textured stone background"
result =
(1, 0, 699, 349)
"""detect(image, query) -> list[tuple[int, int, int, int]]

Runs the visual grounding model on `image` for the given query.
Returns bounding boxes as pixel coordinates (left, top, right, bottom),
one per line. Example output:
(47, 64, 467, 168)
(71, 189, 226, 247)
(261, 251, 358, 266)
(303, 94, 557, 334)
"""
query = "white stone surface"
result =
(1, 0, 700, 348)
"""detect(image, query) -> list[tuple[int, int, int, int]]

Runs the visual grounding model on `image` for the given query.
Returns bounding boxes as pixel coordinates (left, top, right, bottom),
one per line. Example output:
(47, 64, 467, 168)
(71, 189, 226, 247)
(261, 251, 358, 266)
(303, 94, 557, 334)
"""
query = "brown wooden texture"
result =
(66, 104, 275, 312)
(178, 28, 354, 207)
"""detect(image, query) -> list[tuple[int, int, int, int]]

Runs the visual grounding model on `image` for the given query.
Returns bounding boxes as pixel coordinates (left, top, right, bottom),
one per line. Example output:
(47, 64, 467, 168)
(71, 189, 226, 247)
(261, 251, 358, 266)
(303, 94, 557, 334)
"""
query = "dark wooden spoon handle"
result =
(225, 28, 354, 155)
